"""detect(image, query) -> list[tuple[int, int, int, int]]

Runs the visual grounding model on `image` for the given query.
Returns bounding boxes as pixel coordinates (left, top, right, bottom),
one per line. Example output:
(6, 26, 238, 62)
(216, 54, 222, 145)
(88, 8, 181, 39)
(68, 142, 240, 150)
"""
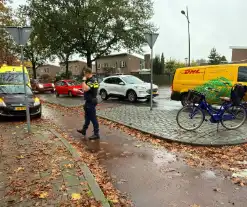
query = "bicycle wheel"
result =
(221, 105, 247, 130)
(176, 105, 204, 131)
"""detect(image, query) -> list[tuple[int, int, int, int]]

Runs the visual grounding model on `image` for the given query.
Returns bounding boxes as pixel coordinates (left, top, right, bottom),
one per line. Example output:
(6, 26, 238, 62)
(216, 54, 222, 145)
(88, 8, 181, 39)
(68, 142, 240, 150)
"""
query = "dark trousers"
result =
(82, 102, 99, 136)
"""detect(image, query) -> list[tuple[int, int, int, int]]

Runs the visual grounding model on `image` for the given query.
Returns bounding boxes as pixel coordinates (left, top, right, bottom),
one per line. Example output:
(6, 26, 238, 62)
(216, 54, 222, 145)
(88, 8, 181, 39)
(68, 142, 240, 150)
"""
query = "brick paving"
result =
(0, 123, 100, 206)
(97, 105, 247, 146)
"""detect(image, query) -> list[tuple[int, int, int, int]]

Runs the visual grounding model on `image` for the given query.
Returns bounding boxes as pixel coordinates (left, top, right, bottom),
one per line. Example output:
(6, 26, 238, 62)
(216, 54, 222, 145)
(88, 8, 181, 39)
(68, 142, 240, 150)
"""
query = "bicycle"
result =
(176, 84, 247, 131)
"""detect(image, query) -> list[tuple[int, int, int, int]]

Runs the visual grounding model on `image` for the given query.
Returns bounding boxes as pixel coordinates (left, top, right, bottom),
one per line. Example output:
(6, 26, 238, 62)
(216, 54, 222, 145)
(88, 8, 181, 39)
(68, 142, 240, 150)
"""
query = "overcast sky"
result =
(12, 0, 247, 63)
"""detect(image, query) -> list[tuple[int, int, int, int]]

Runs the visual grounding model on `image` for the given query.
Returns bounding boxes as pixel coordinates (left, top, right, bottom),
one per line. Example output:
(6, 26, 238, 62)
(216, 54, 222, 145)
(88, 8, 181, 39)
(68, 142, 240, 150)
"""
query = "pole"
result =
(150, 36, 153, 110)
(187, 6, 191, 66)
(20, 39, 31, 132)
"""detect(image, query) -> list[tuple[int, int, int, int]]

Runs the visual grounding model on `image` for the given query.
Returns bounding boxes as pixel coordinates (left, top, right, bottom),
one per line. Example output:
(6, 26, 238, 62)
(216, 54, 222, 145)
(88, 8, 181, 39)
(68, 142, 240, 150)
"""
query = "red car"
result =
(54, 80, 84, 97)
(31, 79, 55, 93)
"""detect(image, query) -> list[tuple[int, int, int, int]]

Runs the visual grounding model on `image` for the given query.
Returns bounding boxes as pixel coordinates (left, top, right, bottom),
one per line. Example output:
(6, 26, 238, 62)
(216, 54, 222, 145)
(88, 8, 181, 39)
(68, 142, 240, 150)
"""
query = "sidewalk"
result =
(0, 122, 109, 206)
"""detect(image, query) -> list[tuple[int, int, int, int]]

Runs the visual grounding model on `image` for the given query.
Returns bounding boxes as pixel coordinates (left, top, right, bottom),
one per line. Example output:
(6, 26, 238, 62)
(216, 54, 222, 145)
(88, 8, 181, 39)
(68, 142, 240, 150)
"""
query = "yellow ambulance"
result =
(0, 64, 31, 87)
(171, 63, 247, 105)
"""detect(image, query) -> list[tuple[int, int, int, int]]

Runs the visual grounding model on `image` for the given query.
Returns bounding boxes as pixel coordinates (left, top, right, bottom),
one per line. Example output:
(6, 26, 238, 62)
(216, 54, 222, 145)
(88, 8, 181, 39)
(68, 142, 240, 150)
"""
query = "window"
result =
(104, 63, 108, 68)
(104, 77, 114, 84)
(61, 81, 67, 86)
(0, 72, 28, 84)
(112, 77, 122, 84)
(122, 75, 143, 84)
(238, 66, 247, 82)
(0, 85, 33, 95)
(44, 68, 49, 73)
(120, 61, 126, 68)
(98, 64, 101, 69)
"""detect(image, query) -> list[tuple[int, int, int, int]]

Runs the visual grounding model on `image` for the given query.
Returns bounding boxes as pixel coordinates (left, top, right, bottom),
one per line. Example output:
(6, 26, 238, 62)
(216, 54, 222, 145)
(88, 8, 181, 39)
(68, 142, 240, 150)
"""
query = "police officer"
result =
(77, 67, 100, 140)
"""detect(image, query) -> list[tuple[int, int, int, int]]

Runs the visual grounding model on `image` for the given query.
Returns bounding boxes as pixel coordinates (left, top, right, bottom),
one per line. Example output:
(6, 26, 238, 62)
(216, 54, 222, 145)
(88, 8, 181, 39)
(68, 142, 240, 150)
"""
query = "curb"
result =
(50, 129, 110, 207)
(97, 115, 247, 147)
(40, 98, 83, 107)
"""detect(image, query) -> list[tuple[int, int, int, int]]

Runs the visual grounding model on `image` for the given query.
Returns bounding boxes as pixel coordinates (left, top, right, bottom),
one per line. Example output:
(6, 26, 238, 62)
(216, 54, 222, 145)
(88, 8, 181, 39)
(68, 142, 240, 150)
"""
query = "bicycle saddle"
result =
(220, 97, 231, 102)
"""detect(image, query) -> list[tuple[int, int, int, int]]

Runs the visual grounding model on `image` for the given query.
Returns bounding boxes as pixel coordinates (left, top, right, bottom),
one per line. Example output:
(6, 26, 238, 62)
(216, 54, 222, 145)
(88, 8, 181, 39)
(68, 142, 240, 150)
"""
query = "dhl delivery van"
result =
(171, 63, 247, 105)
(0, 64, 31, 87)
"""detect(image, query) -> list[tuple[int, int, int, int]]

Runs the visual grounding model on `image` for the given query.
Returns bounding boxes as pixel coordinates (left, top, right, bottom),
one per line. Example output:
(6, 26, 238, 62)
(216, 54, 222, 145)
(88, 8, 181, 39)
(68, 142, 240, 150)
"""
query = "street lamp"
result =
(181, 6, 191, 66)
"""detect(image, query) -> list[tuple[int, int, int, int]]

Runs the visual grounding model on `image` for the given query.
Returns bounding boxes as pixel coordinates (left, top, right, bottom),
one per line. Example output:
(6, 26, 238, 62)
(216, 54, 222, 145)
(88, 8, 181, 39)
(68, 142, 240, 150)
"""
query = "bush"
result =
(194, 77, 232, 104)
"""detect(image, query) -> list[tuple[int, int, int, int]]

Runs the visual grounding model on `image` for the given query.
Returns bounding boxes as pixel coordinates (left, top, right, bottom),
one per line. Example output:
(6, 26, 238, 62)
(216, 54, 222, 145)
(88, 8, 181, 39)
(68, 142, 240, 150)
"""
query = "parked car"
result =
(54, 80, 83, 97)
(99, 75, 159, 102)
(0, 85, 41, 119)
(31, 79, 55, 93)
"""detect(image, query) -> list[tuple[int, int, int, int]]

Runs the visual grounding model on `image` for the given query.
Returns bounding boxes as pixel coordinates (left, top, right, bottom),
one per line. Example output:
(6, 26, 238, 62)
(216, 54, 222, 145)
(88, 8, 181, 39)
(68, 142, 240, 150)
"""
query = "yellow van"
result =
(0, 64, 31, 87)
(171, 63, 247, 105)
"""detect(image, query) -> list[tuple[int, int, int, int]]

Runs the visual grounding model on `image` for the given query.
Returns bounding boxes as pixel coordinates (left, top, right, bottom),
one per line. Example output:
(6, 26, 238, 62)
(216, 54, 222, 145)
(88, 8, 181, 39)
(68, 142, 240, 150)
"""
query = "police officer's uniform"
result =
(80, 76, 99, 139)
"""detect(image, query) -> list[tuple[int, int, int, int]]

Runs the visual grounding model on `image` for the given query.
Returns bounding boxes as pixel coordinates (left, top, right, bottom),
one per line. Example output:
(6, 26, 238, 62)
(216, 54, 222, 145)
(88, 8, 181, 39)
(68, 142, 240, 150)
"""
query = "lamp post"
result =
(181, 6, 191, 66)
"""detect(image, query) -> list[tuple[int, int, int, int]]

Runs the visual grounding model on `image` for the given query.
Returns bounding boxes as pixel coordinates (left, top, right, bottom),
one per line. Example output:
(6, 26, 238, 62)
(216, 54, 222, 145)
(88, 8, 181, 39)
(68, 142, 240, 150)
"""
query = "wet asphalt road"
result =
(38, 86, 182, 111)
(31, 87, 247, 206)
(40, 105, 247, 207)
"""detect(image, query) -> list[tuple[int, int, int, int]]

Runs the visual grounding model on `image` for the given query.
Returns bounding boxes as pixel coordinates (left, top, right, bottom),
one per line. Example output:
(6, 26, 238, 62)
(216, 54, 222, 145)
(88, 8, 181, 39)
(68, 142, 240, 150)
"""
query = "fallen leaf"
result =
(71, 193, 81, 200)
(39, 192, 48, 199)
(135, 144, 142, 148)
(15, 167, 24, 172)
(191, 204, 200, 207)
(64, 164, 73, 169)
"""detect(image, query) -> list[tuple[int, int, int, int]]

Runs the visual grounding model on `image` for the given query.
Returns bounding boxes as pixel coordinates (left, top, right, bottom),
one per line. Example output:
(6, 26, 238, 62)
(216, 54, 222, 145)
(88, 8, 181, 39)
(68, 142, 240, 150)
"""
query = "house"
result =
(230, 46, 247, 63)
(36, 64, 61, 78)
(95, 53, 144, 74)
(59, 60, 96, 76)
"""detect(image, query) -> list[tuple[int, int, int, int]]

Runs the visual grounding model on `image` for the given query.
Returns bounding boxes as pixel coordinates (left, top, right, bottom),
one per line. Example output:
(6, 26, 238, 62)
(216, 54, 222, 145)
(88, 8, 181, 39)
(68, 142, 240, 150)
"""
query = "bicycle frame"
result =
(191, 96, 234, 123)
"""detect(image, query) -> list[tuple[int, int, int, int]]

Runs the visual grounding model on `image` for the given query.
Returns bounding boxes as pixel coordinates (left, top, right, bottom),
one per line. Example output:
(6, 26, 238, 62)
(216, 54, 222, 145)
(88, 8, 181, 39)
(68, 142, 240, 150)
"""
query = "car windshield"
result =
(67, 81, 80, 86)
(0, 73, 28, 84)
(0, 85, 33, 95)
(121, 76, 143, 84)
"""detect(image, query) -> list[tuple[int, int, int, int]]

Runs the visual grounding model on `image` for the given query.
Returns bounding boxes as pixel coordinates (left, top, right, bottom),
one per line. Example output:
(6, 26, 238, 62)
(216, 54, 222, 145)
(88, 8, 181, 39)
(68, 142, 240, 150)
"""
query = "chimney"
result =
(144, 54, 151, 69)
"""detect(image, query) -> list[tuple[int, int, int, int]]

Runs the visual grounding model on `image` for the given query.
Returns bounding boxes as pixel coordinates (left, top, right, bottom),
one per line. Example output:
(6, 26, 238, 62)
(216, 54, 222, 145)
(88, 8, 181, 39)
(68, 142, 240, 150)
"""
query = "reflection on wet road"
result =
(40, 104, 247, 207)
(38, 86, 182, 111)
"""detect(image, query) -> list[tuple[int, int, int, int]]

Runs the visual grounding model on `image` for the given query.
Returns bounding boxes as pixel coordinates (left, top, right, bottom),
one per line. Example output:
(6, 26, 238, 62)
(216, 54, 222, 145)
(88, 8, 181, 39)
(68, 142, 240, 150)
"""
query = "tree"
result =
(160, 53, 165, 74)
(15, 6, 53, 78)
(208, 48, 221, 65)
(152, 55, 161, 75)
(221, 55, 227, 63)
(0, 1, 18, 65)
(26, 0, 156, 68)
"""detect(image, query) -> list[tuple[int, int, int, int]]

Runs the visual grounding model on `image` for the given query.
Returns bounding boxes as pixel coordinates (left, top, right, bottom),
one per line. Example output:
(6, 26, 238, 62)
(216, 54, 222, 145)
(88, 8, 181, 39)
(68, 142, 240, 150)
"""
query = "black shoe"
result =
(88, 134, 100, 140)
(77, 129, 86, 136)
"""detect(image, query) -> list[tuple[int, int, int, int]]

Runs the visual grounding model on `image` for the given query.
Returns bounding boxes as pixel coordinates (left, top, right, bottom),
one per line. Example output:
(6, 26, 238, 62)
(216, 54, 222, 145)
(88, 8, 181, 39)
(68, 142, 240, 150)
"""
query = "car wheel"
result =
(181, 93, 190, 106)
(127, 90, 137, 103)
(68, 91, 73, 97)
(100, 90, 108, 100)
(50, 90, 54, 93)
(55, 91, 59, 97)
(36, 113, 41, 119)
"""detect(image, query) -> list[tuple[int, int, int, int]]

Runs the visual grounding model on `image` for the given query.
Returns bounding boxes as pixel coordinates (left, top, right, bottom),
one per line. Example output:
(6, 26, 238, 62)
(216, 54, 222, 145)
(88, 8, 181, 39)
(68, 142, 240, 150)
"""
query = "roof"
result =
(97, 53, 144, 60)
(229, 46, 247, 49)
(176, 63, 247, 70)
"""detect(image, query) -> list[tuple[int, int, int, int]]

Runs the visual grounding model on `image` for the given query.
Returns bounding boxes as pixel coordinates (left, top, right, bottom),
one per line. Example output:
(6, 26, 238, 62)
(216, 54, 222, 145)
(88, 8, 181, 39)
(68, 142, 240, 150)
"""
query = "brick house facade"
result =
(95, 53, 144, 74)
(28, 64, 61, 79)
(230, 46, 247, 63)
(60, 60, 96, 76)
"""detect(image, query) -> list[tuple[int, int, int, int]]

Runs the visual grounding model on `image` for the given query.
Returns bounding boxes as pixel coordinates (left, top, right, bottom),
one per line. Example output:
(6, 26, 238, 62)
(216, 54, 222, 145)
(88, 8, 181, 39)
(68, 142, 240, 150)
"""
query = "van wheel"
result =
(181, 93, 190, 106)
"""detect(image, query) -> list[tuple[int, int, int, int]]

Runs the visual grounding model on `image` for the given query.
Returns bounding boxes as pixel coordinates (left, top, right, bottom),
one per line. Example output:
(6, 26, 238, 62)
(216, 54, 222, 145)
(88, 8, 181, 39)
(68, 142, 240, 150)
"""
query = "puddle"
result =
(201, 170, 217, 179)
(153, 149, 177, 166)
(232, 169, 247, 178)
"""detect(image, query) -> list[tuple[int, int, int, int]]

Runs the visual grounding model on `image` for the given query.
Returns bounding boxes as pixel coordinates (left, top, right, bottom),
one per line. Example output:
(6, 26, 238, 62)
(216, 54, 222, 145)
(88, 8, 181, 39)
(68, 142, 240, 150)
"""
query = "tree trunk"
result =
(65, 59, 69, 79)
(32, 63, 36, 79)
(86, 52, 92, 68)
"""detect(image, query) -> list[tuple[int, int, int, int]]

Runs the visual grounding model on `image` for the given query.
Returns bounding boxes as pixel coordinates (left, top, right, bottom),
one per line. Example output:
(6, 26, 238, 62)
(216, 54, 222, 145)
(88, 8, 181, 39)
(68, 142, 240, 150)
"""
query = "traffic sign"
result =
(5, 26, 32, 46)
(145, 33, 159, 49)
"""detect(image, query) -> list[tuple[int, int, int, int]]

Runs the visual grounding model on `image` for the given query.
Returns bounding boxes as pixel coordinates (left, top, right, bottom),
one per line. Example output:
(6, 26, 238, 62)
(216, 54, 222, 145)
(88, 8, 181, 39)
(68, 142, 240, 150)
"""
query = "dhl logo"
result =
(181, 69, 201, 74)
